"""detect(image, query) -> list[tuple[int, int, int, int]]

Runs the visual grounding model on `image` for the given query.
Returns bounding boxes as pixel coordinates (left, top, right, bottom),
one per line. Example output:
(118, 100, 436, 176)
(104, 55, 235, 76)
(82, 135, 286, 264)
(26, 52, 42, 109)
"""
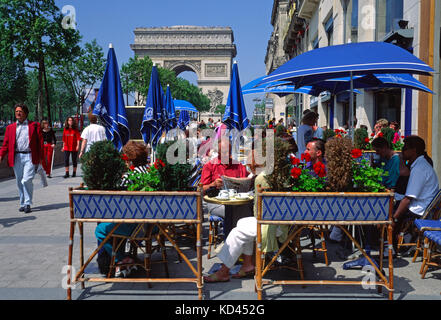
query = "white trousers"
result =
(13, 153, 36, 207)
(217, 217, 257, 268)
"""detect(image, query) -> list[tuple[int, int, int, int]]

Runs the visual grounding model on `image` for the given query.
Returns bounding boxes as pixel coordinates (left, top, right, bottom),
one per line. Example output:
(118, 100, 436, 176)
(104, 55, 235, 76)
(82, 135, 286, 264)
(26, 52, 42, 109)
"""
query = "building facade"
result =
(266, 0, 441, 178)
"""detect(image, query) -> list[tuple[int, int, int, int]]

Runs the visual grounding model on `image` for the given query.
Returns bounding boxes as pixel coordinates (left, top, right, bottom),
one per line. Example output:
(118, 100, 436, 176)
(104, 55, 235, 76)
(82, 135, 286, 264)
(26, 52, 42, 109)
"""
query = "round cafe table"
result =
(204, 194, 254, 239)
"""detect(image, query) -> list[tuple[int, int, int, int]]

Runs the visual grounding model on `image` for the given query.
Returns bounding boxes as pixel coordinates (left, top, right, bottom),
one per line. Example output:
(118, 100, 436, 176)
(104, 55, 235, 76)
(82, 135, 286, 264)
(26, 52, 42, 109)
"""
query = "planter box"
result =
(259, 191, 393, 222)
(70, 188, 201, 221)
(67, 187, 204, 300)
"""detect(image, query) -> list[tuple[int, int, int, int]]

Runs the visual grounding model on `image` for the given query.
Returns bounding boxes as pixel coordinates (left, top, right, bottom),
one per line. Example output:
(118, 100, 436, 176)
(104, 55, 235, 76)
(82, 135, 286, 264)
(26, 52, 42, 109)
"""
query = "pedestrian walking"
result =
(0, 104, 44, 213)
(62, 116, 81, 178)
(41, 119, 57, 178)
(78, 112, 106, 159)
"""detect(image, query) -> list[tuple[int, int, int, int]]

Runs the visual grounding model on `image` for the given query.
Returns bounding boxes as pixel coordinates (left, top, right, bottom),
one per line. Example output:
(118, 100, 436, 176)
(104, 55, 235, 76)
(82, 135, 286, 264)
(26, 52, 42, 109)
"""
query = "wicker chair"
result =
(107, 224, 170, 285)
(420, 230, 441, 278)
(410, 190, 441, 262)
(207, 214, 223, 259)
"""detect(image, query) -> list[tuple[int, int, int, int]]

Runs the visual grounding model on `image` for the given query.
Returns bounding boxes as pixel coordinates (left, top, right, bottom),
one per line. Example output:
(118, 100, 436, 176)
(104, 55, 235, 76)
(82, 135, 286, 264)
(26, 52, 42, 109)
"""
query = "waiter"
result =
(0, 104, 44, 213)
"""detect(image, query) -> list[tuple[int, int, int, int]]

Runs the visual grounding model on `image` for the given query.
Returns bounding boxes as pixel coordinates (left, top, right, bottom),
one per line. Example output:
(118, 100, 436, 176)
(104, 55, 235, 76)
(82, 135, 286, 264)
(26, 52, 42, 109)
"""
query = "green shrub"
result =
(381, 127, 395, 149)
(155, 140, 193, 191)
(354, 127, 370, 150)
(322, 128, 336, 142)
(80, 140, 127, 190)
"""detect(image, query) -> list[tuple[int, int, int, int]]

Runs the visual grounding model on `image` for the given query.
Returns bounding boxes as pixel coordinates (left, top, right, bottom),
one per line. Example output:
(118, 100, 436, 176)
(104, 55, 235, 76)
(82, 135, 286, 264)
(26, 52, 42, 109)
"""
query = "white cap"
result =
(109, 43, 113, 48)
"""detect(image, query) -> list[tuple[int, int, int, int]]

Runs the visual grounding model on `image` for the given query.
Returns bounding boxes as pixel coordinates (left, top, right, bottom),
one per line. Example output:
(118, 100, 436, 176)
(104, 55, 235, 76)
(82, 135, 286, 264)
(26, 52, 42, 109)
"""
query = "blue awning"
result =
(173, 99, 199, 113)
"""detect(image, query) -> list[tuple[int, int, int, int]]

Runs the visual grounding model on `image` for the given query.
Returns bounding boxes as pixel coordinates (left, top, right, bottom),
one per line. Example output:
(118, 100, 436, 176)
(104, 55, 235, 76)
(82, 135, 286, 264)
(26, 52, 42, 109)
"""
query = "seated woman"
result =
(95, 141, 149, 277)
(204, 136, 299, 282)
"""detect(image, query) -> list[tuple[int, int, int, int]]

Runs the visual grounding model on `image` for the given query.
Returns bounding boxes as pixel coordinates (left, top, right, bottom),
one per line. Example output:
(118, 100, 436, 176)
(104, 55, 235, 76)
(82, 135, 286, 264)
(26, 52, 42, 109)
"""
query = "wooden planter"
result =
(66, 187, 204, 300)
(256, 190, 395, 300)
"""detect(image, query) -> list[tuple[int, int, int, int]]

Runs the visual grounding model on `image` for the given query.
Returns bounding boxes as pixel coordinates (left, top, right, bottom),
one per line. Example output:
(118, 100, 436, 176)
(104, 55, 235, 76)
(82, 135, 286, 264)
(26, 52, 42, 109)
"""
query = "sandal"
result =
(231, 268, 255, 279)
(203, 273, 230, 283)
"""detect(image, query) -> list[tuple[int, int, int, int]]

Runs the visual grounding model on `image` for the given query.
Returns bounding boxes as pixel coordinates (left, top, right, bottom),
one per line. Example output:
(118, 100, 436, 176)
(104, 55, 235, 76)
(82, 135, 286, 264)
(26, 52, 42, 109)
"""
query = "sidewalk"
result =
(0, 166, 440, 300)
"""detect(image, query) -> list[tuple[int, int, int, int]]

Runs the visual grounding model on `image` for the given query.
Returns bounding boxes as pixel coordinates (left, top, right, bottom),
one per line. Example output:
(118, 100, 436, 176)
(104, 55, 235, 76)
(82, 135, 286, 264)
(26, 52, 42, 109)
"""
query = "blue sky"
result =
(55, 0, 274, 115)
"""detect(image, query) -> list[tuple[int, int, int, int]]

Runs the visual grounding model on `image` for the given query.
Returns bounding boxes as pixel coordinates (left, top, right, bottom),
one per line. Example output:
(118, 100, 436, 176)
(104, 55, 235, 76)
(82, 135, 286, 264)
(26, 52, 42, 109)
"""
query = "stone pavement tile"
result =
(6, 281, 48, 288)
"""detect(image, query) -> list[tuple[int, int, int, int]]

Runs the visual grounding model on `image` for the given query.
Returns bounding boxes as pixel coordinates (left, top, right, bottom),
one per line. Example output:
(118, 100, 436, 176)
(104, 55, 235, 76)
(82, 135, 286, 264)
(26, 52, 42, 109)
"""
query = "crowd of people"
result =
(1, 103, 439, 282)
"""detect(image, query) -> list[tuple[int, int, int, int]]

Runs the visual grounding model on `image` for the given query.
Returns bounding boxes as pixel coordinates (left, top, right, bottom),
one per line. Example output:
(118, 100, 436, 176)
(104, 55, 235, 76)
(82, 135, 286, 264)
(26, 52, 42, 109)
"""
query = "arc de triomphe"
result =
(130, 26, 237, 112)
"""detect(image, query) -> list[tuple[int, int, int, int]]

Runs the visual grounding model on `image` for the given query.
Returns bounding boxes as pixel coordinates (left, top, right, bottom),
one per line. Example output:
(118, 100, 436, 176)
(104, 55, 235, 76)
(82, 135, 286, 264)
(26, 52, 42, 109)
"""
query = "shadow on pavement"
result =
(0, 216, 36, 228)
(0, 196, 20, 202)
(32, 202, 69, 212)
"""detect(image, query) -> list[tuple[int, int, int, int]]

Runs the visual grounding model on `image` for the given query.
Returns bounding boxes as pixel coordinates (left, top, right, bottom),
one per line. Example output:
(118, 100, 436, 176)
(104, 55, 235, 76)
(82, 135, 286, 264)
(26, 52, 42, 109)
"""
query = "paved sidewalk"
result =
(0, 165, 440, 300)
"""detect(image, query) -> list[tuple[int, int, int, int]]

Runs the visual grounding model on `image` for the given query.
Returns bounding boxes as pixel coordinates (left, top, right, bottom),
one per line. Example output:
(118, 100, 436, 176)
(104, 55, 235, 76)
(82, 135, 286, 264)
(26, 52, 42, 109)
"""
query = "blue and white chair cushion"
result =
(415, 219, 441, 231)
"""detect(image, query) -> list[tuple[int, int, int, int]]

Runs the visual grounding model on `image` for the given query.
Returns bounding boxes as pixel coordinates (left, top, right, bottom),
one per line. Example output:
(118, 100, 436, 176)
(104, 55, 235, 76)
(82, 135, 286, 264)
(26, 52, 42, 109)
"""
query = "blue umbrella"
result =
(174, 99, 199, 113)
(306, 73, 433, 95)
(92, 44, 129, 151)
(164, 85, 177, 131)
(242, 76, 317, 97)
(258, 42, 434, 136)
(258, 42, 433, 88)
(177, 110, 190, 131)
(223, 62, 249, 131)
(141, 65, 164, 149)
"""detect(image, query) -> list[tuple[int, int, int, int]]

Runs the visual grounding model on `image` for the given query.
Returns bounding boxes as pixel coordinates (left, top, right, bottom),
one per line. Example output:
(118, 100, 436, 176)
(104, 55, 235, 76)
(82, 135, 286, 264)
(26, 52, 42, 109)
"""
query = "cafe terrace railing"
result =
(255, 189, 395, 300)
(66, 187, 204, 300)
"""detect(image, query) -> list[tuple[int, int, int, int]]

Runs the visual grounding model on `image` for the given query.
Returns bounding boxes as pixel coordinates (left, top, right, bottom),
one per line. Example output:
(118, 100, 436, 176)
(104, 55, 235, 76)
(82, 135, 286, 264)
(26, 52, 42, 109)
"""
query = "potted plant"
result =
(255, 136, 395, 300)
(67, 140, 204, 300)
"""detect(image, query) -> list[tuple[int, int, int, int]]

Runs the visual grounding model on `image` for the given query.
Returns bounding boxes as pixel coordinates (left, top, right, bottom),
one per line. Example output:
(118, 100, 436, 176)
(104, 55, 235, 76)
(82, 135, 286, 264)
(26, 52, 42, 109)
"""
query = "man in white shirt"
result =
(78, 113, 106, 159)
(392, 135, 439, 252)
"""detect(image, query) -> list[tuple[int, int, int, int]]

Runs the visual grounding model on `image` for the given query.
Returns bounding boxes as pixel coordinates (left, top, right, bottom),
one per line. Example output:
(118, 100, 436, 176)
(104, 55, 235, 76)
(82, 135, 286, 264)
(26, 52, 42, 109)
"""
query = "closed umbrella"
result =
(177, 110, 190, 131)
(223, 62, 249, 131)
(141, 65, 164, 150)
(92, 44, 130, 151)
(164, 85, 177, 131)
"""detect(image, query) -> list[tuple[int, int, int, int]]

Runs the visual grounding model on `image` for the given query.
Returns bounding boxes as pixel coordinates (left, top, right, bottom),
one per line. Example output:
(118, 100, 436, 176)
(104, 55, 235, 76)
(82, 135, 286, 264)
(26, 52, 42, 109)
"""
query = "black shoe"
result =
(19, 207, 25, 212)
(72, 172, 76, 177)
(64, 173, 69, 178)
(47, 174, 52, 178)
(24, 205, 31, 213)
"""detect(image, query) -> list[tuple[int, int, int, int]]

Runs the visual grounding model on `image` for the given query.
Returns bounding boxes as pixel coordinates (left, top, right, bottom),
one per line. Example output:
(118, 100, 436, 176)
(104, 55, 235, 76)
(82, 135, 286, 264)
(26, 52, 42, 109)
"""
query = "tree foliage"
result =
(50, 39, 106, 115)
(0, 0, 81, 122)
(0, 55, 27, 121)
(121, 55, 210, 111)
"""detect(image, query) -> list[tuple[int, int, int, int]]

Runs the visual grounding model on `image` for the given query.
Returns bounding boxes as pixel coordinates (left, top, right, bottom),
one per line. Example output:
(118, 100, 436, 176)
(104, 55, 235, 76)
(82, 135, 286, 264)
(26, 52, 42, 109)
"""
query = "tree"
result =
(121, 55, 211, 111)
(0, 55, 27, 121)
(50, 39, 106, 116)
(0, 0, 81, 122)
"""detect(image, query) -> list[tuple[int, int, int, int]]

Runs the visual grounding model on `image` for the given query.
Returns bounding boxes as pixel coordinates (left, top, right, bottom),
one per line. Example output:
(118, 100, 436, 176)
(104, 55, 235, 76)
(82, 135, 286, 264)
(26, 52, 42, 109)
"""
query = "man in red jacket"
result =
(0, 104, 44, 213)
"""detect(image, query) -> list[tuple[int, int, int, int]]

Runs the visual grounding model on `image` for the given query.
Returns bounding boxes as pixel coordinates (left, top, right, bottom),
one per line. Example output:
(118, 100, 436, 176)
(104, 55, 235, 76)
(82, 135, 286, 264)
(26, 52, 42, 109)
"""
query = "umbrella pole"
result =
(350, 71, 354, 138)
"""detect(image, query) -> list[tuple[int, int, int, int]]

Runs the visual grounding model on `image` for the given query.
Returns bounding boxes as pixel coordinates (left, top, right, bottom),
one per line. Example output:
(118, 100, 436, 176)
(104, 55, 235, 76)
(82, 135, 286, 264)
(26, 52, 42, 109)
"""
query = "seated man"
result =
(371, 137, 400, 190)
(391, 135, 439, 253)
(201, 136, 249, 220)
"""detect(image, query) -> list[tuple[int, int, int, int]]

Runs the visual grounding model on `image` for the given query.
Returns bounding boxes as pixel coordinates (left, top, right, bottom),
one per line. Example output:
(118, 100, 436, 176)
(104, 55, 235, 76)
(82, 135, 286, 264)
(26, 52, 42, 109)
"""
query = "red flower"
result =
(129, 165, 135, 170)
(313, 162, 326, 178)
(301, 153, 311, 163)
(290, 156, 300, 166)
(401, 135, 405, 139)
(336, 134, 342, 138)
(351, 148, 363, 158)
(154, 162, 159, 170)
(364, 137, 370, 143)
(121, 154, 129, 161)
(370, 133, 375, 137)
(158, 159, 166, 167)
(378, 132, 384, 137)
(291, 167, 302, 179)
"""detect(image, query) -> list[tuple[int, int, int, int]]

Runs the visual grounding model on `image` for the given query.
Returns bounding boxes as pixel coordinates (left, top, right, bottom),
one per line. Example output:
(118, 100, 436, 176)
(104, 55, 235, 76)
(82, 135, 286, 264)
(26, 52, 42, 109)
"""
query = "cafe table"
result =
(203, 194, 254, 239)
